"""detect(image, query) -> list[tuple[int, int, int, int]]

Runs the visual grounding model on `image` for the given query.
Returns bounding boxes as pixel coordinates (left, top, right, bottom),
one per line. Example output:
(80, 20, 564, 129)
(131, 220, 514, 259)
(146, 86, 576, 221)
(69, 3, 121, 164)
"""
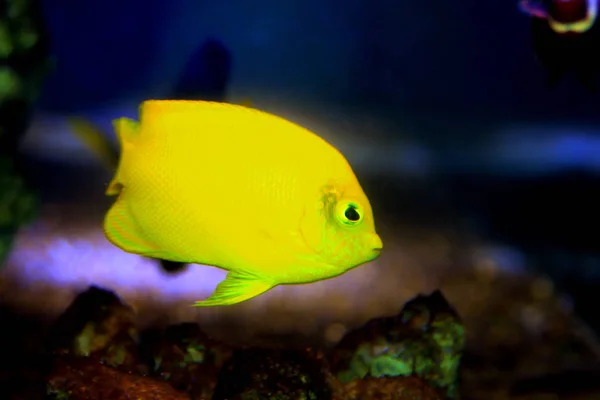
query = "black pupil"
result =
(344, 206, 360, 221)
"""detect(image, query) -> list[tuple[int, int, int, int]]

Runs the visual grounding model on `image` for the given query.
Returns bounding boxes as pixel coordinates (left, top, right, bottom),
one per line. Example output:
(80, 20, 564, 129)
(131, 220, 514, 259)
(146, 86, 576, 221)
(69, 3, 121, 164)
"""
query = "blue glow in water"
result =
(547, 135, 600, 169)
(5, 222, 226, 301)
(478, 244, 528, 275)
(486, 125, 600, 175)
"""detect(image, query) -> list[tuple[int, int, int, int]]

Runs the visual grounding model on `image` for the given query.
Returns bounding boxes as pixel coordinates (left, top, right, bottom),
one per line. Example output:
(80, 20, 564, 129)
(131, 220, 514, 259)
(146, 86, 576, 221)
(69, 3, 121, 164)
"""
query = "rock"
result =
(210, 344, 446, 400)
(212, 347, 334, 400)
(46, 355, 190, 400)
(46, 286, 139, 369)
(139, 323, 232, 400)
(343, 376, 443, 400)
(330, 290, 464, 399)
(39, 285, 458, 399)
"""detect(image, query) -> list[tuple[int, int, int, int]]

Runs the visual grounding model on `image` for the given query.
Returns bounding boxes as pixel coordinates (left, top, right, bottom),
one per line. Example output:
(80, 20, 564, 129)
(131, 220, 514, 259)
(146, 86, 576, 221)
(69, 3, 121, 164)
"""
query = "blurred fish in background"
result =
(169, 37, 232, 101)
(519, 0, 600, 91)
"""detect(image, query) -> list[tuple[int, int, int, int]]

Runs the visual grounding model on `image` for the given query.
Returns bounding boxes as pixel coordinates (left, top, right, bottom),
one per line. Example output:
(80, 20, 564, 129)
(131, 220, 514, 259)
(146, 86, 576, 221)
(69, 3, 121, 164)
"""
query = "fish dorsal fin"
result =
(111, 117, 140, 148)
(139, 100, 248, 131)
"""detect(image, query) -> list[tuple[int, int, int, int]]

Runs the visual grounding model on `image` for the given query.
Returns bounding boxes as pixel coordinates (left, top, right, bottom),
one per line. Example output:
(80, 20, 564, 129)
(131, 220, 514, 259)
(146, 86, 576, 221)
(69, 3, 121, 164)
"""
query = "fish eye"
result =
(345, 206, 361, 221)
(335, 200, 363, 226)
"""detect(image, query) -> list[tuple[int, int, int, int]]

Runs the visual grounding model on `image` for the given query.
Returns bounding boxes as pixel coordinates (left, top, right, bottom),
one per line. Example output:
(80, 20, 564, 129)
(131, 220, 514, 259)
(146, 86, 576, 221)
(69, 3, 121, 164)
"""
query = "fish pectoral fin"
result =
(193, 272, 275, 307)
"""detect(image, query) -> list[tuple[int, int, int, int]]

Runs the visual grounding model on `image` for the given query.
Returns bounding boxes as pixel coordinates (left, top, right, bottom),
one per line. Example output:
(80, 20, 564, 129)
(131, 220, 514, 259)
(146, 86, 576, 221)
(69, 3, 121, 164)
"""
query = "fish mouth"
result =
(370, 233, 383, 253)
(370, 247, 383, 260)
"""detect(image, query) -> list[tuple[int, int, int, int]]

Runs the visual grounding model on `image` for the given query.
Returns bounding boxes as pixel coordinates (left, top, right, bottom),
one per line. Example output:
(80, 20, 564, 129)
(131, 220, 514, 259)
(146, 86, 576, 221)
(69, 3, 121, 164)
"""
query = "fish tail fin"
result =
(111, 117, 140, 149)
(67, 117, 119, 170)
(105, 117, 140, 196)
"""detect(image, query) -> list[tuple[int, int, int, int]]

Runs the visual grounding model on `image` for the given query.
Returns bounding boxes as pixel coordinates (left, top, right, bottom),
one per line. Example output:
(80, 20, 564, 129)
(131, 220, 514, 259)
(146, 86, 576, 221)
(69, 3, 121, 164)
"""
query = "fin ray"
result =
(193, 272, 274, 307)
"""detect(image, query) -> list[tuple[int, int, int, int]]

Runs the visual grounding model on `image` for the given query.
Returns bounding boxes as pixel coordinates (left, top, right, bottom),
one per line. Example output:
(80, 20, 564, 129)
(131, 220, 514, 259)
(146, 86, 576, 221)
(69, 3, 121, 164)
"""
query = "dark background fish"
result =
(521, 0, 600, 91)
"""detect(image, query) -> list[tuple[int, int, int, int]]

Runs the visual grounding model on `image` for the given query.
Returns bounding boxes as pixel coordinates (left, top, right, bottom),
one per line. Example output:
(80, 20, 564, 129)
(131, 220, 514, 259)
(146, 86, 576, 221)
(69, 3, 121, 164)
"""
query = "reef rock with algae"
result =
(139, 322, 232, 399)
(329, 290, 465, 399)
(45, 286, 140, 369)
(38, 286, 452, 400)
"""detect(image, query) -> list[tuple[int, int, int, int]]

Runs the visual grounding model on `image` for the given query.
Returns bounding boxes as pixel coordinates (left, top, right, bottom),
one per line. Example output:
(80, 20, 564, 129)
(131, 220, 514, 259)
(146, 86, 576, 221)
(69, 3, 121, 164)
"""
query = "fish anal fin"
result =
(111, 117, 140, 148)
(193, 272, 274, 307)
(103, 196, 157, 256)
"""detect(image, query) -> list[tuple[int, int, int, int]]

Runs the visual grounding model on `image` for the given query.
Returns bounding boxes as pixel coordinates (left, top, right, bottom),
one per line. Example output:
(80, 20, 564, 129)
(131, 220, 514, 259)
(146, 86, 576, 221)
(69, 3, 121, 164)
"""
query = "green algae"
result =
(334, 290, 465, 399)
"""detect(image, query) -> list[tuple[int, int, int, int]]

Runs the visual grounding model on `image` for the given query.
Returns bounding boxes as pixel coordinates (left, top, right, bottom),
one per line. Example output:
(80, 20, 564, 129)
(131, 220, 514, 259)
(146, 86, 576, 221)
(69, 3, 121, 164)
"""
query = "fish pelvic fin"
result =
(193, 271, 275, 307)
(67, 117, 119, 171)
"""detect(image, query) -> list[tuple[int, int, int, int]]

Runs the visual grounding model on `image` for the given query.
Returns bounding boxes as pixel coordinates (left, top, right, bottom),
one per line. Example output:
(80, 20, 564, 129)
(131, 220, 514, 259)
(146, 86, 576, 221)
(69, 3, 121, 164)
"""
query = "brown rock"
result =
(46, 356, 190, 400)
(343, 376, 444, 400)
(330, 290, 464, 398)
(212, 347, 333, 400)
(46, 286, 139, 369)
(139, 323, 232, 399)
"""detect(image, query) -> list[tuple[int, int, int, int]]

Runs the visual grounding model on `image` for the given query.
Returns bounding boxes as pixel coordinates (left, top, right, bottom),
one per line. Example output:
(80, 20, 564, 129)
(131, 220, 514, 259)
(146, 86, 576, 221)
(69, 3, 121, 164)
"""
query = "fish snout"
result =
(370, 233, 383, 253)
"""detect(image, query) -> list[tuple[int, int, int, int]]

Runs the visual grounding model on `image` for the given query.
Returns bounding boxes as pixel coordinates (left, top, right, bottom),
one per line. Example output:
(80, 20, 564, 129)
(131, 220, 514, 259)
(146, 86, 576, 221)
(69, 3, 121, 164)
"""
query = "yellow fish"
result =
(70, 100, 383, 307)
